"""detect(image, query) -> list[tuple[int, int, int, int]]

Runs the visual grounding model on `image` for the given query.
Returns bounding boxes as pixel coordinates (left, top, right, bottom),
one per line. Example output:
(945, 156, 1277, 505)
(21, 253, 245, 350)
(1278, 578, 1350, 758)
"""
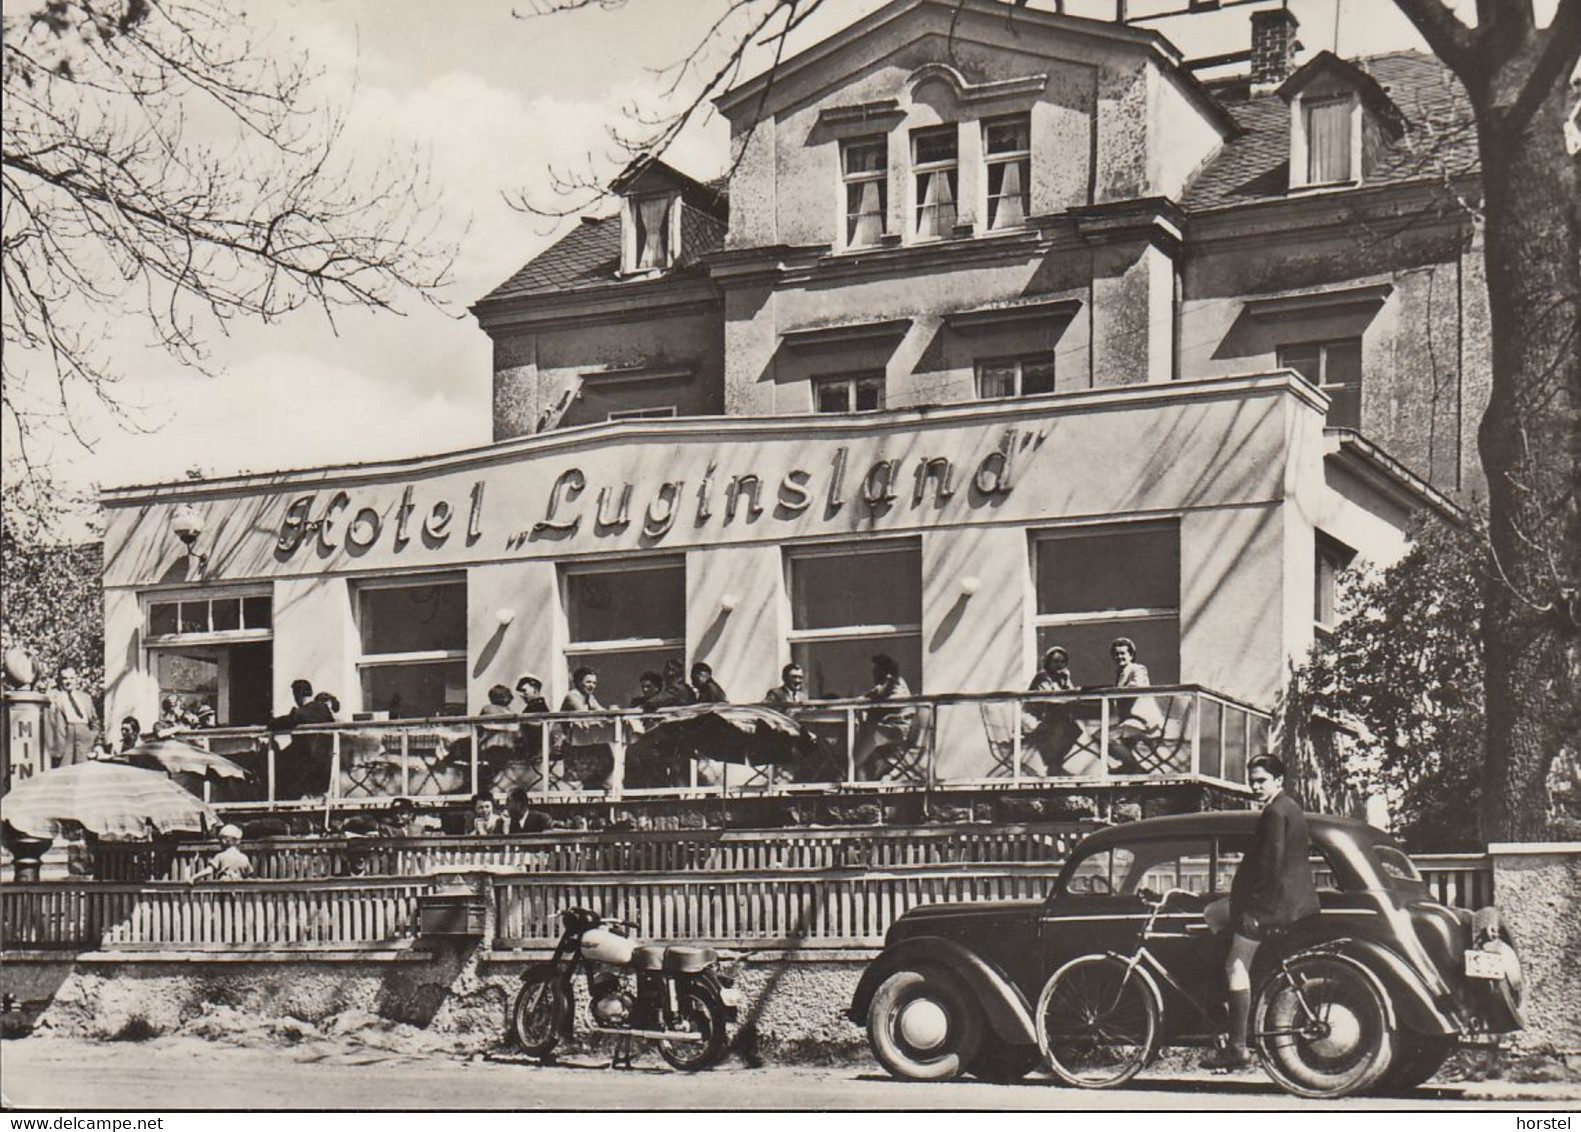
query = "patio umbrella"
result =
(1, 761, 219, 841)
(116, 738, 250, 782)
(625, 703, 819, 766)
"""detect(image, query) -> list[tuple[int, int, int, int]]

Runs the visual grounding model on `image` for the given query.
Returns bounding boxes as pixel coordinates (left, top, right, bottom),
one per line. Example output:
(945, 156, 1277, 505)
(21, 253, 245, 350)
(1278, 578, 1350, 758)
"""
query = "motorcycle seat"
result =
(663, 945, 718, 973)
(631, 945, 666, 971)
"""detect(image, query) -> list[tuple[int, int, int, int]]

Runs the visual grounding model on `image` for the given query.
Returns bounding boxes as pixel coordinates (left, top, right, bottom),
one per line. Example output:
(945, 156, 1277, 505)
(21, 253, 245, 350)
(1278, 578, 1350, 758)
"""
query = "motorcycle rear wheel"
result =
(657, 984, 731, 1071)
(511, 967, 564, 1058)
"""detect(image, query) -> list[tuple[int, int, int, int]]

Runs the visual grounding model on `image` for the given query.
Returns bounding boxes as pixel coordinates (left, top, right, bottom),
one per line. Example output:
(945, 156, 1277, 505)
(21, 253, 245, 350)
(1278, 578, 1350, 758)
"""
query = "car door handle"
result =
(1184, 922, 1212, 935)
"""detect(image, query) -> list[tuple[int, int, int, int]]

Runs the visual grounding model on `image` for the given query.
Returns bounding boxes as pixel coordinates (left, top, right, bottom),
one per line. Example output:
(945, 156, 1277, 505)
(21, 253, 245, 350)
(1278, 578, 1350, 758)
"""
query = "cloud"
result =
(84, 352, 484, 490)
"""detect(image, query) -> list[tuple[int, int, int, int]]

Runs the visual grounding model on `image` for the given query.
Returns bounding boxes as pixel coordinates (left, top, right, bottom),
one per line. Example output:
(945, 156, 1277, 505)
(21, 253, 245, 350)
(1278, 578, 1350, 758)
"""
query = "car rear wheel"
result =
(1036, 954, 1157, 1088)
(867, 967, 983, 1081)
(1255, 954, 1395, 1099)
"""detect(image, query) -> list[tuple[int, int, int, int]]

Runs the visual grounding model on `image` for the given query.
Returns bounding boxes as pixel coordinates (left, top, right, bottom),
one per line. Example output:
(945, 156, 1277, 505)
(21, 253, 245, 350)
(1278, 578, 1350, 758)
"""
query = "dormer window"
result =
(1302, 94, 1355, 185)
(1280, 52, 1406, 194)
(983, 115, 1030, 231)
(912, 126, 958, 240)
(627, 192, 677, 273)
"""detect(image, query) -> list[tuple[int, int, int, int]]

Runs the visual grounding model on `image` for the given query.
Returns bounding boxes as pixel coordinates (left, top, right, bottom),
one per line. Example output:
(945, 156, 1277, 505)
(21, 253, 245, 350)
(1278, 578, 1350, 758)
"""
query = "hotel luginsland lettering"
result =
(271, 432, 1020, 557)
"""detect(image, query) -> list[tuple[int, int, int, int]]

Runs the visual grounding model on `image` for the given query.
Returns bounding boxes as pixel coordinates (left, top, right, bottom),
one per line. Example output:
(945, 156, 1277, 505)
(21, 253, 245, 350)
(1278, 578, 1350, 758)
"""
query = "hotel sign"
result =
(273, 428, 1023, 557)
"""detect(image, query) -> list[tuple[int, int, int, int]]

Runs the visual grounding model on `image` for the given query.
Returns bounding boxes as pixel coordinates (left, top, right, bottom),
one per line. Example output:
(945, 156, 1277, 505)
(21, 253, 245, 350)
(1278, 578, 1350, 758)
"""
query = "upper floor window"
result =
(912, 127, 958, 240)
(1279, 338, 1361, 429)
(564, 557, 685, 703)
(983, 115, 1030, 231)
(624, 192, 676, 273)
(1314, 534, 1356, 632)
(814, 373, 885, 413)
(977, 353, 1053, 399)
(842, 137, 888, 248)
(1304, 95, 1355, 185)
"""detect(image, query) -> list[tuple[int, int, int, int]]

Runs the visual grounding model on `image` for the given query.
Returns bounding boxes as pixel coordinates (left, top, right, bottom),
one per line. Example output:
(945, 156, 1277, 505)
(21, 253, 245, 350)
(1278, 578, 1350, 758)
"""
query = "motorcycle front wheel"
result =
(511, 966, 565, 1058)
(657, 983, 731, 1071)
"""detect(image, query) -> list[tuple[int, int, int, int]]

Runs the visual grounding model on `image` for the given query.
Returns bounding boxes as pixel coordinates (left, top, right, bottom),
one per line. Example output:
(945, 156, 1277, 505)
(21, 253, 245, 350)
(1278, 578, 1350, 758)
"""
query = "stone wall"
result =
(1489, 843, 1581, 1052)
(2, 949, 869, 1064)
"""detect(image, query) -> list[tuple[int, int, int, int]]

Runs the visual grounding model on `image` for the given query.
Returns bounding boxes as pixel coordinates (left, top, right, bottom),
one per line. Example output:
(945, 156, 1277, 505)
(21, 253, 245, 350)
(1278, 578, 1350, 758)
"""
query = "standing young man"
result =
(1204, 753, 1320, 1069)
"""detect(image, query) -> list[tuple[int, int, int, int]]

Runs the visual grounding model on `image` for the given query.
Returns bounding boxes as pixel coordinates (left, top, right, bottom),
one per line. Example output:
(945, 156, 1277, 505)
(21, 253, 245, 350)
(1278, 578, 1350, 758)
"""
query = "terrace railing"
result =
(2, 856, 1495, 953)
(93, 822, 1088, 883)
(128, 685, 1267, 811)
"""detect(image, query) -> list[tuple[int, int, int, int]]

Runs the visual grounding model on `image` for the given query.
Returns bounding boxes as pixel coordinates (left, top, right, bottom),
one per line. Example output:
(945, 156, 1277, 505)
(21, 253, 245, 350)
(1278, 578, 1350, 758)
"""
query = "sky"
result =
(12, 0, 1459, 506)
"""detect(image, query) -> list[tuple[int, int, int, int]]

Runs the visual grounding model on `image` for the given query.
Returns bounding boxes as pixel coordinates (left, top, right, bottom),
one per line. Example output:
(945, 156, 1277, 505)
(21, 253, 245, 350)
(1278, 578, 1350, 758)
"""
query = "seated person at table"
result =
(504, 787, 553, 835)
(189, 825, 255, 883)
(379, 797, 440, 838)
(1025, 646, 1087, 774)
(629, 670, 664, 710)
(470, 792, 506, 836)
(851, 654, 915, 778)
(642, 659, 696, 711)
(1106, 637, 1162, 775)
(764, 663, 808, 707)
(690, 662, 729, 704)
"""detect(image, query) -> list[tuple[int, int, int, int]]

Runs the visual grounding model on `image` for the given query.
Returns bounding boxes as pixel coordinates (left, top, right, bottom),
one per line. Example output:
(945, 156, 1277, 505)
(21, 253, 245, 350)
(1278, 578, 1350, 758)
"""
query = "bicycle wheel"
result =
(1255, 954, 1395, 1099)
(1036, 955, 1158, 1088)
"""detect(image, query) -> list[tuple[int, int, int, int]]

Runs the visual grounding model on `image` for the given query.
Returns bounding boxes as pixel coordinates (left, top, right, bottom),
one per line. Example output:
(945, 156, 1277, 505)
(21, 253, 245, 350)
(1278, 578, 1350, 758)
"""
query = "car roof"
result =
(1073, 810, 1382, 853)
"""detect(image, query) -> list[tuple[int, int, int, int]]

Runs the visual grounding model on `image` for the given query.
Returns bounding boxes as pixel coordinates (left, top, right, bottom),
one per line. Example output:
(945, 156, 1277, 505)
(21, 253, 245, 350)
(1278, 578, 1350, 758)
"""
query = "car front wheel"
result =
(867, 967, 983, 1081)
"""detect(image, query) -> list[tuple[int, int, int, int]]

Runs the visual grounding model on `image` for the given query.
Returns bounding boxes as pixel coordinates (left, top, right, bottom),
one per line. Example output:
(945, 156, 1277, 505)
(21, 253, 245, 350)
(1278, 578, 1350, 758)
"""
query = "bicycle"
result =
(1035, 887, 1379, 1093)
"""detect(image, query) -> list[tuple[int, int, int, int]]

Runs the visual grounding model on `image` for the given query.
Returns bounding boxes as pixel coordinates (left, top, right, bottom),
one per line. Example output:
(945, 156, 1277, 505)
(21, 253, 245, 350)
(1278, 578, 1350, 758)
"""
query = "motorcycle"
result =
(510, 906, 741, 1070)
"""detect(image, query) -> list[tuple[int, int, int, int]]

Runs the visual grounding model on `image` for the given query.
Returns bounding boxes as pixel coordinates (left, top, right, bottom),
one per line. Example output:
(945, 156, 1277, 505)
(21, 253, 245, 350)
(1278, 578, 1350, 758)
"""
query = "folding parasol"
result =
(1, 760, 219, 841)
(625, 703, 819, 765)
(116, 738, 250, 781)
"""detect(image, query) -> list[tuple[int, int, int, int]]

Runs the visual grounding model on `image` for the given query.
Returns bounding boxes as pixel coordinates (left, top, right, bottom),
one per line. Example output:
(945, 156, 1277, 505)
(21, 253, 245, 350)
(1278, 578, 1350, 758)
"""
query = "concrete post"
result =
(1487, 841, 1581, 1051)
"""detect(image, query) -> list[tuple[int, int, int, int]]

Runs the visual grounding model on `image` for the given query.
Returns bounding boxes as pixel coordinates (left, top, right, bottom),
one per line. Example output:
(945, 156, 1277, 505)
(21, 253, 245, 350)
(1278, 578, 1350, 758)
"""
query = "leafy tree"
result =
(1389, 0, 1580, 841)
(2, 0, 453, 501)
(1287, 522, 1487, 850)
(1, 485, 104, 701)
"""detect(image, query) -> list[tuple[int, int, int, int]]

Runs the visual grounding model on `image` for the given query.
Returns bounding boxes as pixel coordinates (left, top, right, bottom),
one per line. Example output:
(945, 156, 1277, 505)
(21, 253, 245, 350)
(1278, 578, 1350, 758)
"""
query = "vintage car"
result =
(849, 812, 1523, 1098)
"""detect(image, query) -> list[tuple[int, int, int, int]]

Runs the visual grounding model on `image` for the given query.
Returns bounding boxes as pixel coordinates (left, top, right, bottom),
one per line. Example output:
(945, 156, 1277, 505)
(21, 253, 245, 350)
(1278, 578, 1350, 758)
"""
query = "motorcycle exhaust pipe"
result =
(589, 1026, 703, 1042)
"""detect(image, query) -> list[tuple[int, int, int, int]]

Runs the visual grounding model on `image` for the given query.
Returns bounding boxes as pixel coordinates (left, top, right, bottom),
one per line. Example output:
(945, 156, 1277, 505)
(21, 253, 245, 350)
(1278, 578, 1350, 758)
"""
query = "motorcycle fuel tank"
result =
(580, 926, 636, 965)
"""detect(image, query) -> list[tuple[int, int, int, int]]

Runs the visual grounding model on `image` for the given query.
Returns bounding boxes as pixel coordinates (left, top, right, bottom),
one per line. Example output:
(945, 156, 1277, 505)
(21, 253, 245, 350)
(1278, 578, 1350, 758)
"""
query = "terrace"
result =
(147, 685, 1269, 812)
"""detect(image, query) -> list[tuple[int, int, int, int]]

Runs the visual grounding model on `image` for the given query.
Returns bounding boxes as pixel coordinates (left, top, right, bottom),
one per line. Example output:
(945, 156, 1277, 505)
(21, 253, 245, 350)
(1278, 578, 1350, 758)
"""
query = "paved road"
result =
(3, 1037, 1577, 1111)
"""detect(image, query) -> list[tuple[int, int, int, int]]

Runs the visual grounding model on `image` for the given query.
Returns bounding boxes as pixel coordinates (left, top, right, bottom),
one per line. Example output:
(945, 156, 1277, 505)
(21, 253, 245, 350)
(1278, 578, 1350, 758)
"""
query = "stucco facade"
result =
(98, 0, 1464, 782)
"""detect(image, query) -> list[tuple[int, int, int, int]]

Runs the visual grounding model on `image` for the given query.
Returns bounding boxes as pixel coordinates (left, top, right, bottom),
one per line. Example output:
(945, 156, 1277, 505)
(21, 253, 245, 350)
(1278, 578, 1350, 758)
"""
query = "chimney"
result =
(1250, 7, 1300, 94)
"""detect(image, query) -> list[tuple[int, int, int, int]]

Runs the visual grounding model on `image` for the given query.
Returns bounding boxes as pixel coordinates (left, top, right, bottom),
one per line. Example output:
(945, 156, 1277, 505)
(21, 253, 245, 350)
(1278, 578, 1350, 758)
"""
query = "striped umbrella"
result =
(115, 738, 250, 781)
(1, 760, 219, 841)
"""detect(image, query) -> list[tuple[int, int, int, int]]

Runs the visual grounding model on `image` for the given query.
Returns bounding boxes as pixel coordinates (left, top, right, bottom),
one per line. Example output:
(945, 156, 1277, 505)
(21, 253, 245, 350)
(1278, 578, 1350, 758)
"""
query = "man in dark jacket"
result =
(1204, 753, 1320, 1069)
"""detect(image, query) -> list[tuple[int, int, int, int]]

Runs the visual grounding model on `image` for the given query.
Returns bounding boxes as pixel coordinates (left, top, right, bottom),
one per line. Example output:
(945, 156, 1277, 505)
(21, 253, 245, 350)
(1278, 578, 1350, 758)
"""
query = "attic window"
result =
(624, 192, 677, 273)
(1303, 95, 1355, 185)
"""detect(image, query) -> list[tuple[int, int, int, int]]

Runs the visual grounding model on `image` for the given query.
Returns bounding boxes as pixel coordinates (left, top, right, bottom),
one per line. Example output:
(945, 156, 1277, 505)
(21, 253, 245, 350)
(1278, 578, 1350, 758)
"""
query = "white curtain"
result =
(637, 196, 672, 269)
(1306, 100, 1352, 184)
(989, 160, 1026, 230)
(851, 180, 884, 247)
(917, 171, 956, 238)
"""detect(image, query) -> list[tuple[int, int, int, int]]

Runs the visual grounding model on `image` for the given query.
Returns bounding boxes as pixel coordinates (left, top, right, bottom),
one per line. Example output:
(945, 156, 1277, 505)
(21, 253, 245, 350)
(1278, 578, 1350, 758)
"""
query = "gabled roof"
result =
(473, 202, 729, 308)
(611, 157, 729, 219)
(1278, 50, 1406, 135)
(714, 0, 1233, 134)
(1183, 52, 1475, 211)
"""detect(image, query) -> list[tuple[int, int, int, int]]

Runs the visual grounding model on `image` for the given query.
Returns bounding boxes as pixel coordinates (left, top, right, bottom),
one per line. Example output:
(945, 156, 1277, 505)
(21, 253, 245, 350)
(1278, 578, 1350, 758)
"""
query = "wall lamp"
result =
(720, 593, 740, 614)
(170, 504, 208, 579)
(959, 576, 981, 597)
(496, 607, 517, 628)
